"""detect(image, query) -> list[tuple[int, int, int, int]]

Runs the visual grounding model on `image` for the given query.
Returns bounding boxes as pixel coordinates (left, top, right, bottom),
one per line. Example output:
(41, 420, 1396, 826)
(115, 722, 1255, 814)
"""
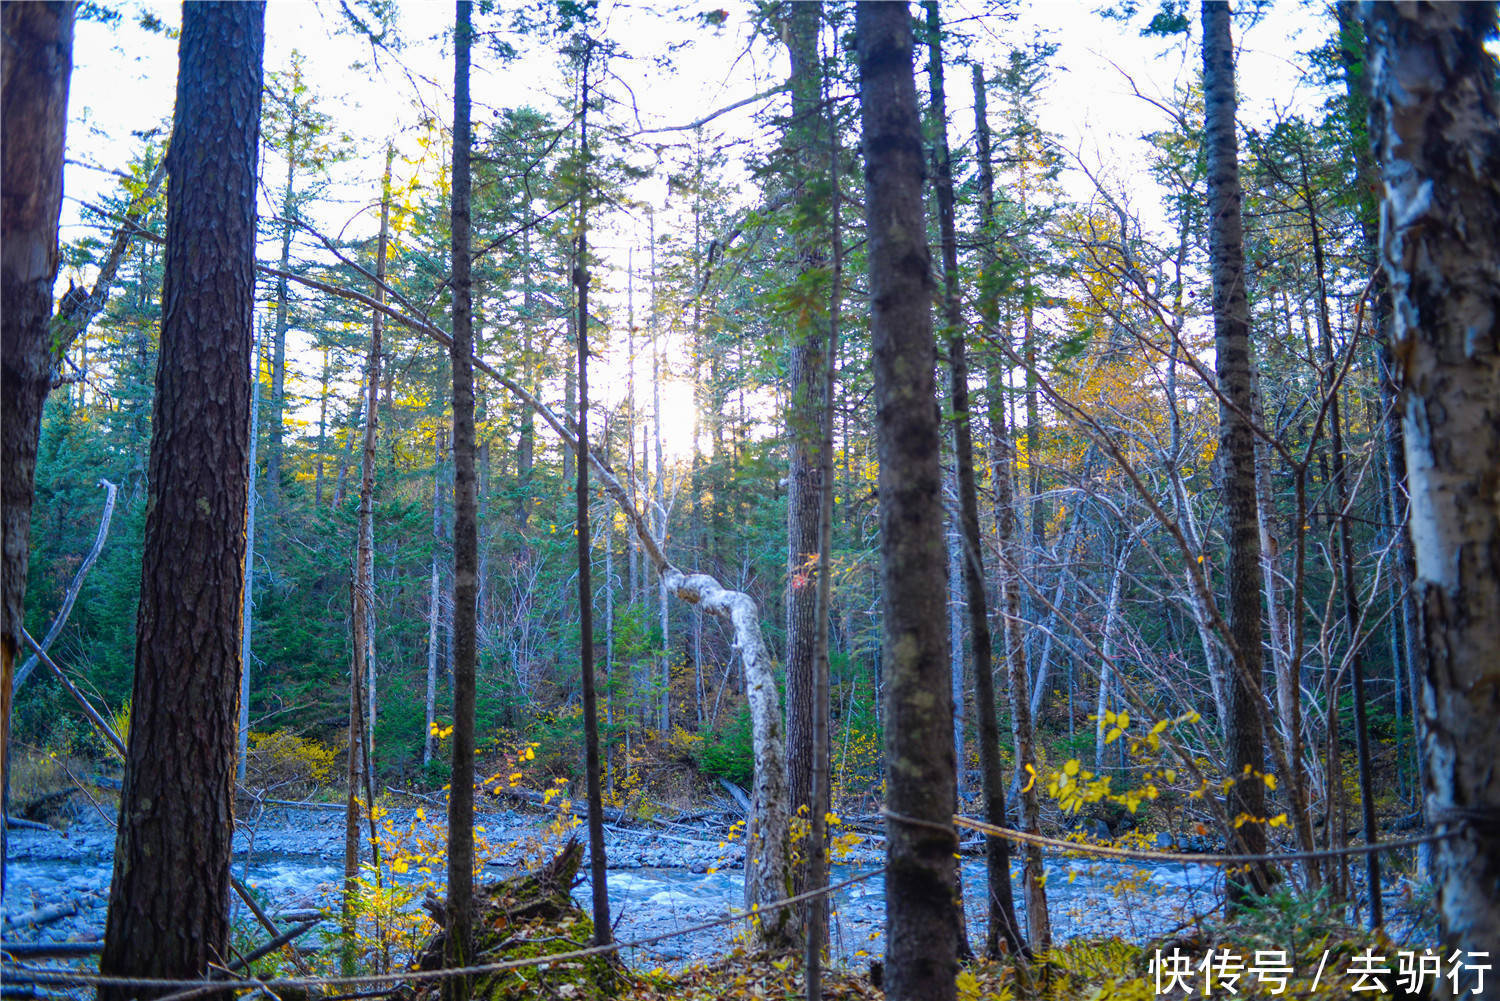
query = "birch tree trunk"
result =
(1364, 0, 1500, 969)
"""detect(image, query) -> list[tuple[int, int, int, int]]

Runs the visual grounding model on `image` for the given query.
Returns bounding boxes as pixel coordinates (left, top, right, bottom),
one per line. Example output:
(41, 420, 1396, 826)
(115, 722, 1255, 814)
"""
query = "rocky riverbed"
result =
(3, 801, 1227, 971)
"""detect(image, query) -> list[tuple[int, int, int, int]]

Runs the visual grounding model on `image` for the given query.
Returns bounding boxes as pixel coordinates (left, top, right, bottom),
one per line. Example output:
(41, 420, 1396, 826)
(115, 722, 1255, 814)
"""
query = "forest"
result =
(3, 1, 1500, 999)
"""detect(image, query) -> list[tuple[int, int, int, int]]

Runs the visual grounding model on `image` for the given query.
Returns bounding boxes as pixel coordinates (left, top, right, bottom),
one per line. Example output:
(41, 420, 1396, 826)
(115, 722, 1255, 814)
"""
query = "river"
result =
(3, 804, 1224, 970)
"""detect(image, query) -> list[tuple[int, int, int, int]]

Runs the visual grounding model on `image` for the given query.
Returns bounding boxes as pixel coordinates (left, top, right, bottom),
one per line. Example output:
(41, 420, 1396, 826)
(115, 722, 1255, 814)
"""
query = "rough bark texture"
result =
(780, 0, 828, 852)
(781, 0, 827, 872)
(1, 0, 73, 898)
(1363, 0, 1500, 970)
(98, 4, 263, 994)
(445, 3, 477, 997)
(856, 5, 957, 999)
(1200, 0, 1270, 904)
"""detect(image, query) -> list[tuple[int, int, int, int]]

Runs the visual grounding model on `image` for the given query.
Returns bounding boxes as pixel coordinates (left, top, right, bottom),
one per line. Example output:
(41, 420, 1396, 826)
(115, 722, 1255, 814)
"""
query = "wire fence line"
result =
(1, 866, 886, 998)
(4, 807, 1448, 997)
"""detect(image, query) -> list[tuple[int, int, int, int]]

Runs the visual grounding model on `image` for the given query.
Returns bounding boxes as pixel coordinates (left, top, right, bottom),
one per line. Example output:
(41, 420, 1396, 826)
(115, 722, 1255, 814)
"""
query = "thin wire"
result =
(2, 867, 886, 997)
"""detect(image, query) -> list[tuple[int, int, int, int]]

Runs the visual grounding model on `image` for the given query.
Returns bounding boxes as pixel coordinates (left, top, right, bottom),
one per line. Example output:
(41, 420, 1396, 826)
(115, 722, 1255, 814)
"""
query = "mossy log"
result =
(408, 838, 621, 1000)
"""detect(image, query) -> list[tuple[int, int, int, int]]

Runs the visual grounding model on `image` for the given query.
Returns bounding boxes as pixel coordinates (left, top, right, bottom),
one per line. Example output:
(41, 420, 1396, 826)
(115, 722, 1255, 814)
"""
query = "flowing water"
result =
(3, 807, 1224, 970)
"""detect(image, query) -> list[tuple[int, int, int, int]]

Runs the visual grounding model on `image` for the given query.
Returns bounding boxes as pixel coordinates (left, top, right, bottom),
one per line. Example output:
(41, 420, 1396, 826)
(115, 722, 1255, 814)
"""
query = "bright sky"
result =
(59, 0, 1331, 460)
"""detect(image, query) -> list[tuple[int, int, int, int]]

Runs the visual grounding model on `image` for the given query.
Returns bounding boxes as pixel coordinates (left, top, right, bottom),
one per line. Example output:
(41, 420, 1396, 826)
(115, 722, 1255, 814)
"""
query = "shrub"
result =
(245, 729, 336, 792)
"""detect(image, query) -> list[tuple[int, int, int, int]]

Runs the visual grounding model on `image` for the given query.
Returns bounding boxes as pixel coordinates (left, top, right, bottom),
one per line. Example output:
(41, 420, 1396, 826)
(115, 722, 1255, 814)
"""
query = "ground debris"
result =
(405, 838, 622, 1000)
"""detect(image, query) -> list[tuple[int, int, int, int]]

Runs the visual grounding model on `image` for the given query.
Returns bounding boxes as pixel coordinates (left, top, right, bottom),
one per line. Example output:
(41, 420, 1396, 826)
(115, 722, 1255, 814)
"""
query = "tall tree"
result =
(964, 56, 1029, 962)
(857, 3, 957, 999)
(342, 145, 393, 974)
(572, 31, 613, 950)
(1200, 0, 1270, 904)
(444, 1, 478, 998)
(0, 0, 73, 898)
(779, 0, 829, 865)
(1363, 0, 1500, 970)
(99, 3, 264, 993)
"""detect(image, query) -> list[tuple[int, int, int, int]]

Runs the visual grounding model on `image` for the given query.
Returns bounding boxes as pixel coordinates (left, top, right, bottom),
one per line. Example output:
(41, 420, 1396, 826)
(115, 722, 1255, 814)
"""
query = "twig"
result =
(13, 480, 118, 692)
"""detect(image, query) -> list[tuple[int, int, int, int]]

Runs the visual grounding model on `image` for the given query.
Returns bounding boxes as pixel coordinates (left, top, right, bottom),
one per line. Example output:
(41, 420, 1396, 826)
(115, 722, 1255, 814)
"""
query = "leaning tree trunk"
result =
(445, 3, 478, 998)
(856, 4, 958, 999)
(99, 4, 263, 994)
(1364, 0, 1500, 971)
(1, 0, 73, 899)
(1200, 0, 1271, 907)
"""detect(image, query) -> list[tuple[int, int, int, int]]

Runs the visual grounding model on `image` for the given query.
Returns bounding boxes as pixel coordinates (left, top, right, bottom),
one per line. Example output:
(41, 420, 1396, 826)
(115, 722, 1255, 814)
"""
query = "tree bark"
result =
(856, 5, 957, 998)
(267, 69, 299, 506)
(1, 0, 73, 900)
(445, 3, 477, 997)
(573, 37, 613, 949)
(342, 144, 391, 975)
(1363, 0, 1500, 971)
(99, 5, 263, 994)
(780, 0, 828, 857)
(239, 331, 261, 785)
(425, 431, 445, 771)
(1200, 0, 1271, 906)
(927, 30, 1024, 961)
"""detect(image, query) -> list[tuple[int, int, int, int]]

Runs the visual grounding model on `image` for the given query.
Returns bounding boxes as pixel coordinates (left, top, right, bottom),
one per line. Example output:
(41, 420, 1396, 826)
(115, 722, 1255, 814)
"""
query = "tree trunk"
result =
(1336, 0, 1429, 854)
(1364, 1, 1500, 970)
(239, 325, 262, 784)
(0, 0, 73, 900)
(445, 4, 477, 997)
(573, 39, 613, 948)
(1298, 146, 1381, 926)
(780, 0, 828, 857)
(267, 82, 298, 506)
(805, 54, 842, 997)
(1200, 0, 1271, 906)
(99, 5, 263, 994)
(425, 431, 445, 771)
(923, 23, 1022, 961)
(342, 145, 391, 974)
(856, 5, 957, 998)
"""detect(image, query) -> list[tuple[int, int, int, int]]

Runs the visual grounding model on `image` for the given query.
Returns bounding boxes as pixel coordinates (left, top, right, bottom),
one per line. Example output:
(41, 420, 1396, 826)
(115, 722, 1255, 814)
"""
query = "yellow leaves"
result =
(429, 722, 454, 740)
(956, 969, 982, 1001)
(1021, 762, 1037, 793)
(1269, 813, 1288, 828)
(415, 807, 426, 822)
(1263, 772, 1278, 791)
